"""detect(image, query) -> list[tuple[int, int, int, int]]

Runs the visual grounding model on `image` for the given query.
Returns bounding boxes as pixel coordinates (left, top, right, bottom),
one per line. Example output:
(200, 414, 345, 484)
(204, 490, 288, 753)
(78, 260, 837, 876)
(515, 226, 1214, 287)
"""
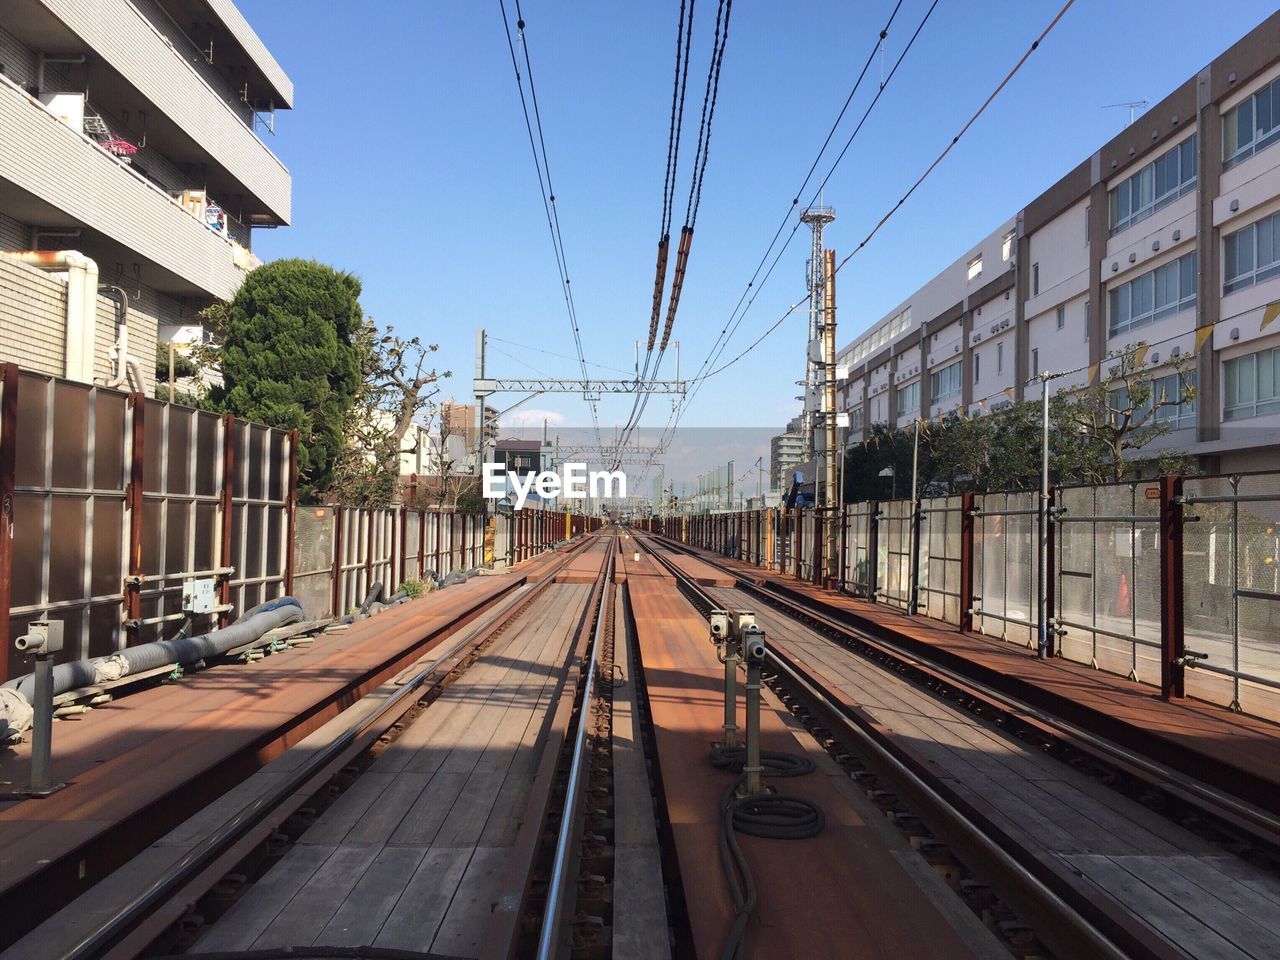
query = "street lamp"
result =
(879, 465, 897, 500)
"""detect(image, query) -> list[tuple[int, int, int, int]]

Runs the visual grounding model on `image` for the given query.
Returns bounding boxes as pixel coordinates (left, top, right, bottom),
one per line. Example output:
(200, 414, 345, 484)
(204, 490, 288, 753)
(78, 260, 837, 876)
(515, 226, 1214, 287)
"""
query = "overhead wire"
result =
(618, 0, 734, 465)
(499, 0, 602, 444)
(654, 0, 937, 461)
(654, 0, 1075, 463)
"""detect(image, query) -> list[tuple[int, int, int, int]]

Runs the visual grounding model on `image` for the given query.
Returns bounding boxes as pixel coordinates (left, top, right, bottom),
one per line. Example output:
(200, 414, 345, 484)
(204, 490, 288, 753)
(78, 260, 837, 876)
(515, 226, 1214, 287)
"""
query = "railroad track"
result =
(632, 531, 1280, 960)
(3, 534, 618, 960)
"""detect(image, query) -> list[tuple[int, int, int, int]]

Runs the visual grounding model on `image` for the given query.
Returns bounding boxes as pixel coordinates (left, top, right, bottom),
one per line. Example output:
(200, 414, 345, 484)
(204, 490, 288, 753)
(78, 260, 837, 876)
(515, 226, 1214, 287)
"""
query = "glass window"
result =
(1031, 348, 1039, 377)
(1224, 347, 1280, 420)
(1223, 211, 1280, 293)
(1108, 252, 1197, 336)
(968, 256, 983, 281)
(996, 341, 1004, 373)
(974, 353, 981, 384)
(1002, 232, 1014, 261)
(897, 381, 920, 413)
(1056, 305, 1065, 330)
(1032, 262, 1040, 296)
(930, 362, 962, 399)
(1224, 77, 1280, 166)
(1108, 135, 1198, 233)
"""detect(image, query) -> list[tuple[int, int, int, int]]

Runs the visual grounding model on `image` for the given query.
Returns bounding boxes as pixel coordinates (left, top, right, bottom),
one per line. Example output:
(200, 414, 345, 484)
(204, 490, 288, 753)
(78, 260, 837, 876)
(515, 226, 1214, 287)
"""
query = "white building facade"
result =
(835, 10, 1280, 475)
(0, 0, 291, 391)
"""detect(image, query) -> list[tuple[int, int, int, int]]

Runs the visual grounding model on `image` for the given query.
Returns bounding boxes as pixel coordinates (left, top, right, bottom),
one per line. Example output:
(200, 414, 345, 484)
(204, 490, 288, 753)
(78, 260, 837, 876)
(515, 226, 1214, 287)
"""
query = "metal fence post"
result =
(1160, 475, 1186, 699)
(959, 491, 976, 632)
(218, 414, 236, 627)
(0, 364, 19, 681)
(1044, 484, 1057, 657)
(124, 394, 146, 641)
(868, 500, 881, 603)
(331, 507, 345, 618)
(284, 430, 298, 596)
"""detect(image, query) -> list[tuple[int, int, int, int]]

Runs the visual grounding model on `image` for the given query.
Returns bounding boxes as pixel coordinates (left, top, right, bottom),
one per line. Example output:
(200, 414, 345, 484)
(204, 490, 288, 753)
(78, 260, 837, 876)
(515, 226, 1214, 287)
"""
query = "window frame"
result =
(1108, 135, 1198, 235)
(1224, 346, 1280, 421)
(896, 380, 920, 415)
(1223, 210, 1280, 294)
(1223, 76, 1280, 169)
(1107, 251, 1198, 337)
(930, 361, 962, 401)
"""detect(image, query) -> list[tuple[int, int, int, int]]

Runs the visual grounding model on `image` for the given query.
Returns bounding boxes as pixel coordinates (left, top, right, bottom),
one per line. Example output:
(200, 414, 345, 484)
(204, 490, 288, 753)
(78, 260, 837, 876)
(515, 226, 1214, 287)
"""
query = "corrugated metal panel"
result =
(38, 0, 291, 223)
(0, 79, 249, 299)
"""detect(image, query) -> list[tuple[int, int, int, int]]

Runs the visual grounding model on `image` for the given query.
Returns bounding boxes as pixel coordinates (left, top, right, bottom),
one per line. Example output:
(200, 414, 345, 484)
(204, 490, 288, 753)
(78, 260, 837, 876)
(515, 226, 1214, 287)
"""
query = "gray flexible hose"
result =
(2, 598, 303, 702)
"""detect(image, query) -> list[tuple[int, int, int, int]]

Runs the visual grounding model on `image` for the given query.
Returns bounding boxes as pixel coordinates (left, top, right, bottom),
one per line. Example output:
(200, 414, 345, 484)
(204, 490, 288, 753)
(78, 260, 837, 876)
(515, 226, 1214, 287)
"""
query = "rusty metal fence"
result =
(0, 365, 572, 683)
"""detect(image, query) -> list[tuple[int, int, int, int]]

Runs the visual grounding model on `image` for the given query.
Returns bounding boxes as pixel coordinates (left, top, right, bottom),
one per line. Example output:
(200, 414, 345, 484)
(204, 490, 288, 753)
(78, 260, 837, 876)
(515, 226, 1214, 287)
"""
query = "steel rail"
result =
(58, 538, 597, 960)
(637, 532, 1280, 960)
(658, 533, 1280, 844)
(632, 533, 1134, 959)
(535, 551, 614, 959)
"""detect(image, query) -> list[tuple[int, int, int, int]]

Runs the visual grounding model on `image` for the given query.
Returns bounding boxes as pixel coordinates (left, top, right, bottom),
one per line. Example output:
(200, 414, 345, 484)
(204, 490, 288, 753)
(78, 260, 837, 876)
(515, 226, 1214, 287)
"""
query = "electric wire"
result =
(499, 0, 602, 445)
(655, 0, 1075, 461)
(620, 0, 735, 465)
(679, 0, 939, 422)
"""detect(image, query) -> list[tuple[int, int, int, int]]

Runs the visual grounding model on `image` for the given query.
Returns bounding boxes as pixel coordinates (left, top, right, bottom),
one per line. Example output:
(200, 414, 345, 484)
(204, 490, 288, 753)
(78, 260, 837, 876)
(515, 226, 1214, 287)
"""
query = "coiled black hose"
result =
(713, 748, 824, 960)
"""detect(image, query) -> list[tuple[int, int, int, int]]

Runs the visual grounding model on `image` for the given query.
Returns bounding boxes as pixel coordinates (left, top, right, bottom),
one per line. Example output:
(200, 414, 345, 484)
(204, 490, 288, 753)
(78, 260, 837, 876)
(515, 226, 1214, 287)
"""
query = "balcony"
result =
(0, 76, 255, 300)
(33, 0, 291, 224)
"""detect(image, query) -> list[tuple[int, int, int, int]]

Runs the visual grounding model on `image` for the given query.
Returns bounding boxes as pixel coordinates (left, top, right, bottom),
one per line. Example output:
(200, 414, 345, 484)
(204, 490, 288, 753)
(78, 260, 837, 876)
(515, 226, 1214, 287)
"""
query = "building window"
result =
(1223, 76, 1280, 168)
(874, 397, 883, 422)
(1108, 251, 1197, 336)
(1085, 301, 1091, 340)
(1108, 135, 1197, 235)
(849, 406, 864, 431)
(930, 361, 962, 400)
(1223, 210, 1280, 294)
(973, 353, 981, 384)
(1110, 371, 1198, 428)
(1224, 346, 1280, 420)
(1032, 262, 1040, 296)
(1056, 305, 1066, 330)
(897, 380, 920, 414)
(1002, 232, 1014, 262)
(996, 341, 1004, 373)
(968, 255, 983, 281)
(1031, 348, 1039, 377)
(1085, 206, 1091, 245)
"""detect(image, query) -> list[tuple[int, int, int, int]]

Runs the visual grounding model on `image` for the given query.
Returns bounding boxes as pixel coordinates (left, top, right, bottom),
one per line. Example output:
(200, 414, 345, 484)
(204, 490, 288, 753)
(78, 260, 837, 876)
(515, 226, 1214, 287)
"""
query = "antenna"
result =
(1102, 98, 1149, 129)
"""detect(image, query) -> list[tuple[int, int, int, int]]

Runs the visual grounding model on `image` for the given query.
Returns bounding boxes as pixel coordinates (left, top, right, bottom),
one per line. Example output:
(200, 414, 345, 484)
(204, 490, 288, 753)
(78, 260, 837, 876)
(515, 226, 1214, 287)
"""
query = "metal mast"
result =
(800, 205, 835, 462)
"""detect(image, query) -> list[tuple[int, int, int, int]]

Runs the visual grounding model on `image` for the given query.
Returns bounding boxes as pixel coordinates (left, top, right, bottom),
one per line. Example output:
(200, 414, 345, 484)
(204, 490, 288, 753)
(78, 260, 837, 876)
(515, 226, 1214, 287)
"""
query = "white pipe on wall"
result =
(5, 250, 98, 383)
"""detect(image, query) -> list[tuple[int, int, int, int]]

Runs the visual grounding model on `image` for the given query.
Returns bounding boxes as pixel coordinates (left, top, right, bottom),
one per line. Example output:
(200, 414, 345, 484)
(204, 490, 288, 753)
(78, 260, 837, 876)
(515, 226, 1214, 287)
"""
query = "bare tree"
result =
(332, 320, 451, 506)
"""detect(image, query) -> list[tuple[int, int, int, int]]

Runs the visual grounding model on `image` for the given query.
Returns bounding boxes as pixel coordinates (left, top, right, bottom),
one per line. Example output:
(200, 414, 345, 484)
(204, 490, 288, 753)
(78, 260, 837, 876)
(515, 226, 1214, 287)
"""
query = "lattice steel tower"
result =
(800, 204, 835, 461)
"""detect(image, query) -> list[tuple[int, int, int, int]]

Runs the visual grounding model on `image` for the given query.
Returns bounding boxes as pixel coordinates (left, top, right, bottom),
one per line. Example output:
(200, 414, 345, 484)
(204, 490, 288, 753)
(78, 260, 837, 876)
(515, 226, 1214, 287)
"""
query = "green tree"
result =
(1052, 342, 1197, 483)
(214, 259, 364, 499)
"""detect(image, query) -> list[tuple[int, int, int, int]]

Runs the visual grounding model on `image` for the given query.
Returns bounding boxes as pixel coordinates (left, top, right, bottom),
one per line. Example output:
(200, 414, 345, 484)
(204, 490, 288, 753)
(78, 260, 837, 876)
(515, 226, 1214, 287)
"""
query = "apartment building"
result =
(770, 417, 806, 492)
(832, 10, 1280, 475)
(0, 0, 291, 391)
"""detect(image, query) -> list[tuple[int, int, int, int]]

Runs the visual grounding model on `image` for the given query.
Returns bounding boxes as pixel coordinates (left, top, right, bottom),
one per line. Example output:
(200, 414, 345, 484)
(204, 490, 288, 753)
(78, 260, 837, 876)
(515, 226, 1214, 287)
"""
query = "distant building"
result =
(770, 431, 805, 493)
(0, 0, 291, 392)
(831, 10, 1280, 475)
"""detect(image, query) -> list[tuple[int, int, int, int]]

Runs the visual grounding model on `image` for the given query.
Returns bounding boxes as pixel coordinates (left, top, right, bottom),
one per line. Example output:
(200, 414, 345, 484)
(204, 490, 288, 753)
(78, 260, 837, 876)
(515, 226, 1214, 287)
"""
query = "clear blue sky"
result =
(240, 0, 1276, 440)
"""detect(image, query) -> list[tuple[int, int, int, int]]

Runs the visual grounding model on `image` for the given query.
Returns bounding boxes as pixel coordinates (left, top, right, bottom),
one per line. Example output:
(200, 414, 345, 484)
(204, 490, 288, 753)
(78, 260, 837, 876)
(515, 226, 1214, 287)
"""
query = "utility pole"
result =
(474, 328, 487, 477)
(800, 205, 835, 463)
(822, 248, 839, 583)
